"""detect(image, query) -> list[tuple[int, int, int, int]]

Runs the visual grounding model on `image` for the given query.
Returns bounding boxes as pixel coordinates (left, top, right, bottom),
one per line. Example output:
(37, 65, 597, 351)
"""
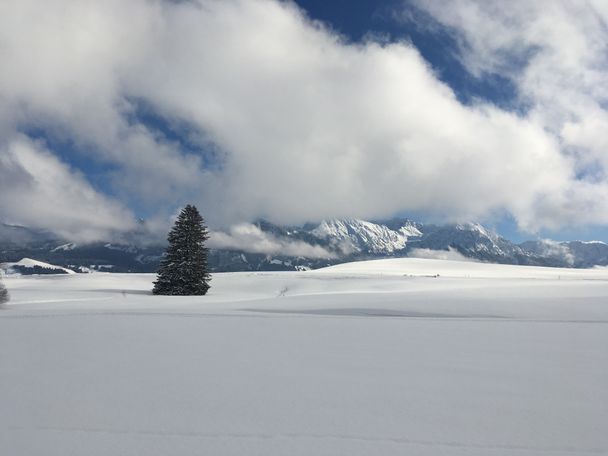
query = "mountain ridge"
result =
(1, 219, 607, 273)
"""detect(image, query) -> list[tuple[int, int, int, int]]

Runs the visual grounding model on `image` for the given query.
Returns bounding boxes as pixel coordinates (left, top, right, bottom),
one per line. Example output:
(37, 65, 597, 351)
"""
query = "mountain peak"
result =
(312, 218, 418, 254)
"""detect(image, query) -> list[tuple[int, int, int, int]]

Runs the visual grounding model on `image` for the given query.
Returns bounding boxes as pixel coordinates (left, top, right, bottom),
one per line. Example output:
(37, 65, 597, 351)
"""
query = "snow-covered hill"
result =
(1, 258, 76, 275)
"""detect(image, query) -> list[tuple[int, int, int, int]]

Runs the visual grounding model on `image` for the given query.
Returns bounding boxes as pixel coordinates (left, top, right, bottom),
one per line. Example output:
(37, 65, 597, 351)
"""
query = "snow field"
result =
(1, 258, 607, 455)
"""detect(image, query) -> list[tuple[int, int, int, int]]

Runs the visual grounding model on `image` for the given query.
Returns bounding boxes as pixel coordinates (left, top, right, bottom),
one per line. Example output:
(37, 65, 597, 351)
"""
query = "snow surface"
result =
(1, 258, 608, 455)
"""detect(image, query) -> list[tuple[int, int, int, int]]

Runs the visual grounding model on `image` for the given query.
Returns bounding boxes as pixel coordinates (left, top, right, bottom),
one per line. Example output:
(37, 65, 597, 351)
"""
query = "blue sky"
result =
(294, 0, 519, 108)
(1, 0, 608, 243)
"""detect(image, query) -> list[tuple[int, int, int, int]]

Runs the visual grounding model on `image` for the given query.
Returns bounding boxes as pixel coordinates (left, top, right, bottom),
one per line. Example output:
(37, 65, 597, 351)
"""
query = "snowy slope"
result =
(50, 242, 77, 252)
(1, 258, 76, 275)
(319, 256, 608, 279)
(1, 258, 607, 456)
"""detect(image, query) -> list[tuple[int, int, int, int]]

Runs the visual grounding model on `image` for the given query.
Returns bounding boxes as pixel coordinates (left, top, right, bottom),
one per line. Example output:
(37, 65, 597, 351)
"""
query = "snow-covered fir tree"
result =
(153, 205, 211, 295)
(0, 277, 8, 305)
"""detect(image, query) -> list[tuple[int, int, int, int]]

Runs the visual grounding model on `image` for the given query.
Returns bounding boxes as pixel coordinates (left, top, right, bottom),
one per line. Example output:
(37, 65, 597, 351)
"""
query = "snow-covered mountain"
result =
(311, 218, 421, 254)
(206, 219, 608, 270)
(412, 222, 534, 264)
(520, 239, 608, 268)
(565, 241, 608, 267)
(2, 218, 608, 272)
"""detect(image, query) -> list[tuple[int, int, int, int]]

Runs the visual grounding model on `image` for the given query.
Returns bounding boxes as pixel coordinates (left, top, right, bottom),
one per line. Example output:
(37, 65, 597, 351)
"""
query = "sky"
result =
(1, 0, 608, 244)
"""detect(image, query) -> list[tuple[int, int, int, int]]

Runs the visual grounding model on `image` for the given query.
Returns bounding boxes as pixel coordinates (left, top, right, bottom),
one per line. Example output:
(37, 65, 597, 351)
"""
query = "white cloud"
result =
(404, 0, 608, 229)
(409, 247, 474, 262)
(209, 223, 335, 258)
(530, 239, 575, 266)
(0, 136, 137, 241)
(0, 0, 607, 239)
(130, 0, 575, 230)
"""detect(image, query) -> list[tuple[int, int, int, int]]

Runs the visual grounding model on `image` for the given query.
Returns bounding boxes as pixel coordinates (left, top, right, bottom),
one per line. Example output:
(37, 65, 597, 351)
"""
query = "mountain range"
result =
(1, 218, 608, 274)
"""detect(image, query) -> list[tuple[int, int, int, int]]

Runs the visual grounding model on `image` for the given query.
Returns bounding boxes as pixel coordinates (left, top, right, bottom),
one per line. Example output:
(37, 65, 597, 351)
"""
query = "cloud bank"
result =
(0, 136, 136, 242)
(409, 247, 474, 262)
(1, 0, 608, 240)
(209, 223, 335, 258)
(403, 0, 608, 229)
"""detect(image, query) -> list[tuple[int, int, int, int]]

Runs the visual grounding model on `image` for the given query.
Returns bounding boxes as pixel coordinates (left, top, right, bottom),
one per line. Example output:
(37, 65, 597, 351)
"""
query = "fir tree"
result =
(153, 205, 211, 295)
(0, 278, 8, 305)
